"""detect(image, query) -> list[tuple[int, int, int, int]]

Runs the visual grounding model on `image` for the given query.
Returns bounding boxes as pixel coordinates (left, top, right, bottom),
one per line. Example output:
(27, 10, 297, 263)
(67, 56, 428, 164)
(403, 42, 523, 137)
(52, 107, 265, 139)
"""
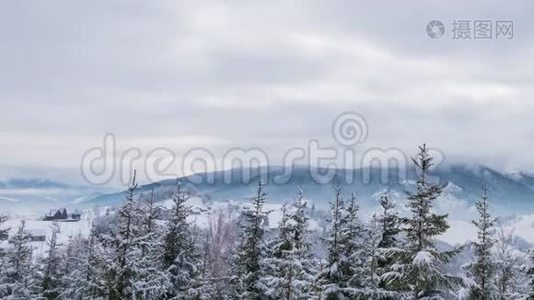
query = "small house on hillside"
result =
(29, 229, 46, 242)
(44, 208, 67, 221)
(43, 208, 81, 222)
(8, 229, 47, 243)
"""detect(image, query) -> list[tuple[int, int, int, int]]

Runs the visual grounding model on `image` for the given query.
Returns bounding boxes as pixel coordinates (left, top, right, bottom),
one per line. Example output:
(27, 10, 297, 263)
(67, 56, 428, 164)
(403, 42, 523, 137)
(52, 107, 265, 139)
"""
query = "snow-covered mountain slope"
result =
(82, 164, 534, 216)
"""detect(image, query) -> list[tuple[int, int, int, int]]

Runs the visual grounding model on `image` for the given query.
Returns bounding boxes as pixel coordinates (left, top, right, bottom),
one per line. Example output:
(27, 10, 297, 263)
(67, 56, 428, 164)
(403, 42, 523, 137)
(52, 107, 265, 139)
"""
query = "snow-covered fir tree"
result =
(0, 214, 10, 280)
(0, 220, 40, 298)
(61, 235, 76, 282)
(340, 192, 366, 296)
(494, 226, 528, 299)
(290, 188, 312, 262)
(318, 187, 396, 299)
(359, 218, 397, 299)
(61, 227, 108, 299)
(262, 189, 315, 299)
(527, 249, 534, 300)
(384, 144, 461, 299)
(376, 193, 400, 250)
(374, 193, 400, 293)
(141, 186, 160, 237)
(462, 186, 498, 299)
(319, 185, 349, 299)
(161, 180, 202, 298)
(230, 181, 270, 299)
(102, 170, 162, 299)
(0, 213, 9, 241)
(135, 186, 167, 299)
(105, 171, 139, 299)
(200, 207, 237, 298)
(262, 202, 294, 299)
(41, 222, 63, 299)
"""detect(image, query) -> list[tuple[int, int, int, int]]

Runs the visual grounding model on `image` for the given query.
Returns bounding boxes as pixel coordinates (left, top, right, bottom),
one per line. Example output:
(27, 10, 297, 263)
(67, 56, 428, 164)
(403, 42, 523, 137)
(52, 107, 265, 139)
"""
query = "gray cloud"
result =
(1, 0, 533, 184)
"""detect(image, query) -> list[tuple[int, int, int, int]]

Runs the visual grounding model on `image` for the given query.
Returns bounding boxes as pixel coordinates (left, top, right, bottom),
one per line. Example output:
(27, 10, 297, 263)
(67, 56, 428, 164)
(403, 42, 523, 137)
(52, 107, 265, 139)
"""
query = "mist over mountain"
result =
(0, 178, 115, 213)
(0, 178, 77, 189)
(83, 164, 534, 217)
(3, 162, 533, 218)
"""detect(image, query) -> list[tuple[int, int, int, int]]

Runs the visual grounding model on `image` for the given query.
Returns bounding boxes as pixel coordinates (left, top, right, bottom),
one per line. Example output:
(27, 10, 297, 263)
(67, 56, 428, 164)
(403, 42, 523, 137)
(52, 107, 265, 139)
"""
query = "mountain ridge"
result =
(84, 164, 534, 215)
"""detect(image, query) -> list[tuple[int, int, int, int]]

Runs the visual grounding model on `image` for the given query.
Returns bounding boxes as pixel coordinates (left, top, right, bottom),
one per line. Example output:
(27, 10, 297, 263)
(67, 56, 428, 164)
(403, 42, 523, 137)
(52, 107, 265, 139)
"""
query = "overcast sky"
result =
(1, 0, 533, 185)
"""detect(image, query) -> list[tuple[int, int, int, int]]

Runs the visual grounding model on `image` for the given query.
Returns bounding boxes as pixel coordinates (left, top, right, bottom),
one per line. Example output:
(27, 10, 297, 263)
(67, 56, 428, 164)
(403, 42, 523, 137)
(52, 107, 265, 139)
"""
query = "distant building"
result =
(24, 229, 46, 242)
(44, 208, 81, 222)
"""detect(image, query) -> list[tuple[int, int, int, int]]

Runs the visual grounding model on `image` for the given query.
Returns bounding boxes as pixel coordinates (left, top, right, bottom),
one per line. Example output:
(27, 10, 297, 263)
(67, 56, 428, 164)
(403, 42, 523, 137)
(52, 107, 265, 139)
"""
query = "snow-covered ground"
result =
(3, 195, 534, 257)
(0, 215, 92, 256)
